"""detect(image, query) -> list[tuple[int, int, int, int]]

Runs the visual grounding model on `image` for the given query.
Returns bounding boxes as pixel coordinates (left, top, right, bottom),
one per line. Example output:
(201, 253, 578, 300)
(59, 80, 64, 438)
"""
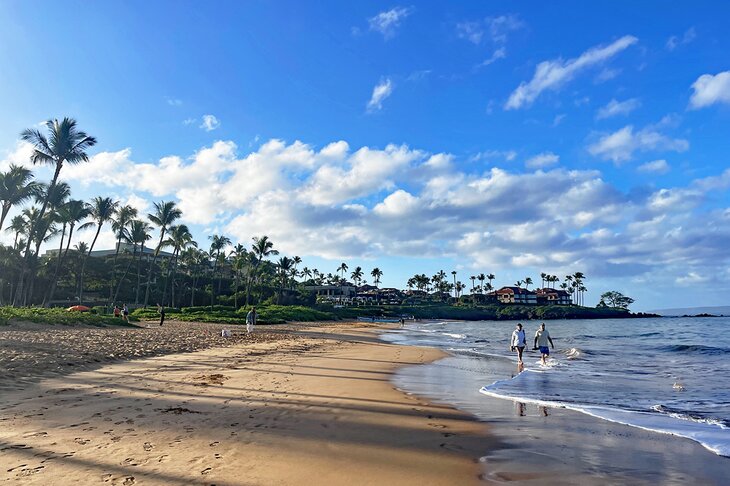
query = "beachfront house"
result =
(536, 287, 572, 305)
(494, 286, 538, 305)
(304, 284, 357, 303)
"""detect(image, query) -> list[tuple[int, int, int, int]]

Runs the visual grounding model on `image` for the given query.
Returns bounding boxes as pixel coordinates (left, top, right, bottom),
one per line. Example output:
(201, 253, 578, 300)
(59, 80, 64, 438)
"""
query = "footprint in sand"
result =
(209, 441, 219, 447)
(74, 438, 91, 445)
(201, 467, 212, 475)
(143, 442, 153, 452)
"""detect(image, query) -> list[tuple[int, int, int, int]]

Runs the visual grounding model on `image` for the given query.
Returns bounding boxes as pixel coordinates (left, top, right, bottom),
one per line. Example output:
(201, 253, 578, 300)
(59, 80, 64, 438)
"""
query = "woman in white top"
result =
(510, 323, 527, 363)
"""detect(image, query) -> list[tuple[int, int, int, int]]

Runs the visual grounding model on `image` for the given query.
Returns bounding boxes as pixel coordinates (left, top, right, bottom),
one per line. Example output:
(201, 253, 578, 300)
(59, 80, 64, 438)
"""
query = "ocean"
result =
(382, 317, 730, 457)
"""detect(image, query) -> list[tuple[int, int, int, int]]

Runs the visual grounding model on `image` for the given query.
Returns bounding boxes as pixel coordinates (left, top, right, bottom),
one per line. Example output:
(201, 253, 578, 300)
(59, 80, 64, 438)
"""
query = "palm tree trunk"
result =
(43, 223, 67, 307)
(143, 233, 165, 307)
(78, 223, 103, 304)
(14, 163, 63, 306)
(191, 275, 197, 307)
(108, 236, 123, 304)
(0, 203, 11, 233)
(135, 245, 145, 304)
(114, 245, 137, 305)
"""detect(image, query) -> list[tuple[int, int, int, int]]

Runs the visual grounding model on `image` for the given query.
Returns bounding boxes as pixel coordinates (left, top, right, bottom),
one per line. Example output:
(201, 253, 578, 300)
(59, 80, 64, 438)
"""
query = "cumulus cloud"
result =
(588, 125, 689, 163)
(458, 14, 523, 45)
(637, 159, 670, 174)
(0, 141, 35, 172)
(368, 6, 413, 39)
(689, 71, 730, 109)
(366, 78, 394, 113)
(200, 114, 220, 131)
(505, 35, 638, 110)
(525, 152, 560, 169)
(596, 98, 641, 119)
(666, 27, 696, 51)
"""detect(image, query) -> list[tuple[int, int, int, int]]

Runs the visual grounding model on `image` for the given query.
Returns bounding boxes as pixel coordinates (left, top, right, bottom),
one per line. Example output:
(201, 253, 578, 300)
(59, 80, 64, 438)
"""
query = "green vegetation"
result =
(131, 305, 334, 325)
(0, 306, 135, 327)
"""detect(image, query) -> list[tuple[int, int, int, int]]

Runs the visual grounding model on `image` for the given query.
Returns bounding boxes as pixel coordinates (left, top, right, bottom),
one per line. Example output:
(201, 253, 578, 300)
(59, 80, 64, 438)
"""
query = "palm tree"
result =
(451, 271, 457, 299)
(78, 196, 118, 303)
(351, 266, 364, 287)
(15, 118, 96, 306)
(524, 277, 533, 290)
(246, 235, 279, 306)
(208, 234, 231, 307)
(43, 197, 88, 306)
(301, 266, 313, 283)
(0, 165, 40, 232)
(487, 273, 495, 293)
(108, 205, 138, 303)
(276, 256, 294, 302)
(144, 201, 182, 306)
(470, 275, 476, 293)
(163, 224, 196, 307)
(6, 214, 28, 249)
(114, 219, 151, 305)
(337, 262, 348, 302)
(371, 267, 383, 304)
(477, 273, 486, 294)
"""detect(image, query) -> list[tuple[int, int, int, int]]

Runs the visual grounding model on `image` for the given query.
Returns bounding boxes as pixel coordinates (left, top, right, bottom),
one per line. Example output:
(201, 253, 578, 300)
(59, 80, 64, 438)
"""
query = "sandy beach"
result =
(1, 320, 728, 485)
(0, 321, 492, 485)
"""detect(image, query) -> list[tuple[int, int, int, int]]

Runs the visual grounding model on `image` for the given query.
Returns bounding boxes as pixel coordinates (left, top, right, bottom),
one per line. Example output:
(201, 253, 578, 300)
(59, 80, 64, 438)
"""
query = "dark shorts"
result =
(539, 346, 550, 355)
(123, 311, 129, 316)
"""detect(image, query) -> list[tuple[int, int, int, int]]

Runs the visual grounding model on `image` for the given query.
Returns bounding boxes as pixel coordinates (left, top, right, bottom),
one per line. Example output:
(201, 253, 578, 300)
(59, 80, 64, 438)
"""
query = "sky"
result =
(1, 1, 729, 310)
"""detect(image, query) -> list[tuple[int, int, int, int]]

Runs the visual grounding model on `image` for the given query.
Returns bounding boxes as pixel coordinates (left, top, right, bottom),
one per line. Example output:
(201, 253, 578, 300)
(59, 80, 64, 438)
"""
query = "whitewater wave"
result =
(480, 374, 730, 457)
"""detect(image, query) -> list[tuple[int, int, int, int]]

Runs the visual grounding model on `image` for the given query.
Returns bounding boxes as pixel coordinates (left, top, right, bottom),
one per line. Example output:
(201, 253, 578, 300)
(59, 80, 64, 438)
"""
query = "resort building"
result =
(304, 284, 357, 301)
(43, 242, 174, 260)
(536, 287, 572, 305)
(494, 286, 538, 305)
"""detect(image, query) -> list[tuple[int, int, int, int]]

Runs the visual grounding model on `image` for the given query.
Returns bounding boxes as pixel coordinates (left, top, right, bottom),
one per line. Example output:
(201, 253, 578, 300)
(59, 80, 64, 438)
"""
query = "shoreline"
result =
(0, 321, 494, 485)
(383, 326, 730, 484)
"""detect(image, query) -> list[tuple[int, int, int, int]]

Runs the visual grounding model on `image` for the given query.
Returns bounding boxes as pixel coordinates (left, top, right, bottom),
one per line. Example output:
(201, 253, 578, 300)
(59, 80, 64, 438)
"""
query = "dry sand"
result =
(0, 322, 493, 485)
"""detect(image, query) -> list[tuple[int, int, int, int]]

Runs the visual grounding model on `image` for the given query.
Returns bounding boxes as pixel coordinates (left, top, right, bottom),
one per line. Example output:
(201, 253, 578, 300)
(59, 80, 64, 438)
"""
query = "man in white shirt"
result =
(510, 323, 527, 364)
(533, 322, 555, 365)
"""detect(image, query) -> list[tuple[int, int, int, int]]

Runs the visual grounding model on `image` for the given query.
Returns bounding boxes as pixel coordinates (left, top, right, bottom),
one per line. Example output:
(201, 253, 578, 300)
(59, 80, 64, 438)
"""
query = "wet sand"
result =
(0, 322, 493, 485)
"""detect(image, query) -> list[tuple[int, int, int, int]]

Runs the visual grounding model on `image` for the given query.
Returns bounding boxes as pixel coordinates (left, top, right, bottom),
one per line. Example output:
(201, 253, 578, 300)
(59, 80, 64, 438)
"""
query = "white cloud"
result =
(595, 67, 622, 83)
(366, 78, 394, 113)
(0, 141, 35, 172)
(505, 35, 638, 110)
(525, 152, 559, 169)
(596, 98, 641, 119)
(588, 125, 689, 163)
(369, 6, 413, 39)
(166, 97, 183, 106)
(200, 114, 220, 131)
(675, 272, 708, 286)
(458, 14, 522, 46)
(183, 118, 196, 126)
(552, 114, 566, 126)
(666, 27, 696, 51)
(689, 71, 730, 109)
(468, 150, 517, 163)
(476, 47, 506, 69)
(637, 159, 670, 174)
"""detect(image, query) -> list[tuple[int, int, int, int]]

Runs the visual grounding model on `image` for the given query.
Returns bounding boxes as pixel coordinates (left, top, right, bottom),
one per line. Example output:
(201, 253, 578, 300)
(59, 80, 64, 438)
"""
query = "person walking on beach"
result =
(122, 304, 129, 323)
(246, 306, 257, 333)
(510, 323, 527, 364)
(113, 305, 120, 318)
(533, 322, 554, 365)
(157, 303, 165, 326)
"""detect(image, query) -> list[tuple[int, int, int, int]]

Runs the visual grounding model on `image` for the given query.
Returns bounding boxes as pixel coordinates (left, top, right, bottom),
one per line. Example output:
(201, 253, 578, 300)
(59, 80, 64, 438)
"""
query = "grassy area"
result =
(130, 305, 335, 325)
(0, 307, 137, 327)
(123, 302, 651, 326)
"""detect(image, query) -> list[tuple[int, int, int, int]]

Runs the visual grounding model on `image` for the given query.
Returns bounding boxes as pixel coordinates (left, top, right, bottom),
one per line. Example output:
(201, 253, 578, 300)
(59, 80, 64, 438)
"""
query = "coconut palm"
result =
(6, 214, 28, 249)
(143, 201, 182, 306)
(477, 273, 486, 294)
(276, 256, 295, 301)
(129, 219, 153, 304)
(43, 197, 89, 306)
(15, 118, 96, 305)
(246, 235, 279, 306)
(77, 196, 118, 303)
(0, 165, 40, 232)
(108, 205, 138, 301)
(163, 224, 196, 307)
(470, 275, 476, 293)
(371, 267, 383, 304)
(207, 234, 231, 307)
(351, 266, 364, 288)
(487, 273, 495, 292)
(524, 277, 533, 290)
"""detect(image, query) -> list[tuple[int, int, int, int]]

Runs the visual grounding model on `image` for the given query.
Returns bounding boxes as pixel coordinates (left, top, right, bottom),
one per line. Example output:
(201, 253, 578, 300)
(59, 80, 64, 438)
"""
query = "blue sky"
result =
(1, 1, 729, 310)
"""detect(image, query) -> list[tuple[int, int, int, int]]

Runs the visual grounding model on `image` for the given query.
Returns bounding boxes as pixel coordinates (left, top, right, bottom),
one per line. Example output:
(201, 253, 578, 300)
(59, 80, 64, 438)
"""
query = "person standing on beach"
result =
(510, 323, 527, 364)
(122, 304, 129, 323)
(533, 322, 554, 365)
(113, 305, 120, 318)
(157, 303, 165, 326)
(246, 306, 257, 333)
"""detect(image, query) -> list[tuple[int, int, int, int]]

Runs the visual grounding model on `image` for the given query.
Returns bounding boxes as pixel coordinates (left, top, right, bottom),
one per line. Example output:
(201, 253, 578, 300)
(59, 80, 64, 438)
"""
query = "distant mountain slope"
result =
(650, 306, 730, 316)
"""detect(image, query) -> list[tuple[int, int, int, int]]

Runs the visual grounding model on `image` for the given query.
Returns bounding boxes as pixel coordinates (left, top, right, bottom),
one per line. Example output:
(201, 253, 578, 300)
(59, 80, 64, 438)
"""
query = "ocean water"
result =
(382, 317, 730, 457)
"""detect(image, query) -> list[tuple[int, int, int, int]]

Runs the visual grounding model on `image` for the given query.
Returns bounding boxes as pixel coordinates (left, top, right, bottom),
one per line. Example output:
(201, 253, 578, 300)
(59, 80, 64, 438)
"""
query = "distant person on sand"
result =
(157, 303, 165, 326)
(533, 322, 554, 365)
(510, 323, 527, 364)
(122, 304, 129, 322)
(113, 305, 120, 318)
(246, 306, 257, 333)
